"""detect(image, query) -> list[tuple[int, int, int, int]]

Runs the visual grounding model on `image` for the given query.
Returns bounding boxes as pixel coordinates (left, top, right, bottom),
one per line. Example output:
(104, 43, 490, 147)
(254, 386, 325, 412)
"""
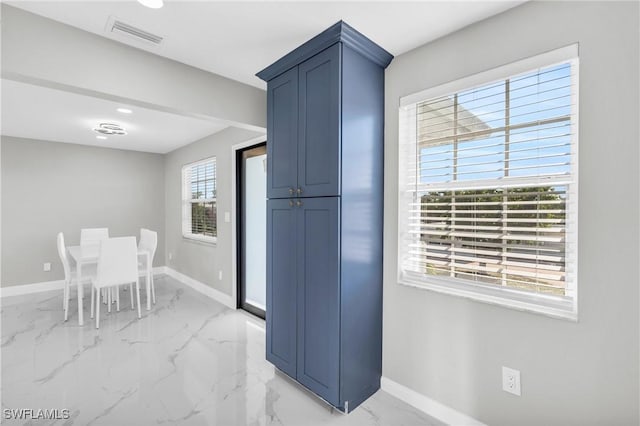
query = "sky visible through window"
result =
(419, 63, 572, 184)
(190, 161, 216, 199)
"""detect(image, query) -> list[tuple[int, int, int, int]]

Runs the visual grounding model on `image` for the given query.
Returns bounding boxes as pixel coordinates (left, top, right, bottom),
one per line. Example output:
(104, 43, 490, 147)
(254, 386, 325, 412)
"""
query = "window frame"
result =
(397, 45, 579, 321)
(182, 157, 218, 244)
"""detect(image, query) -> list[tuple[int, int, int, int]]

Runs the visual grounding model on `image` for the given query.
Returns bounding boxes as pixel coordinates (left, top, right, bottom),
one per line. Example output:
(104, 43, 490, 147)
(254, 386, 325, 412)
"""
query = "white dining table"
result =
(68, 244, 152, 326)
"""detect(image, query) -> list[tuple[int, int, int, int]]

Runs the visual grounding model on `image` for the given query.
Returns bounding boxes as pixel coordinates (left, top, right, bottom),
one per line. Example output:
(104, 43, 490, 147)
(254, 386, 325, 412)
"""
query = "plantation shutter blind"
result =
(182, 158, 217, 239)
(398, 47, 578, 308)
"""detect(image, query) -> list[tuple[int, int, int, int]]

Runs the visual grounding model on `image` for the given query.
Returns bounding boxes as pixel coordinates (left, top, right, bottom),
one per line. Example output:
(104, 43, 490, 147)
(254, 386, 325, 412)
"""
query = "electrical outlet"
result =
(224, 212, 231, 223)
(169, 253, 173, 261)
(502, 366, 521, 396)
(218, 270, 223, 281)
(43, 262, 51, 272)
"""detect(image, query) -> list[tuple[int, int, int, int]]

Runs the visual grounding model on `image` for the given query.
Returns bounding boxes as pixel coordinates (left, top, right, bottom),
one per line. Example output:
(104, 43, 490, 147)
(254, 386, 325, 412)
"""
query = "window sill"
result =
(182, 233, 217, 245)
(399, 273, 577, 322)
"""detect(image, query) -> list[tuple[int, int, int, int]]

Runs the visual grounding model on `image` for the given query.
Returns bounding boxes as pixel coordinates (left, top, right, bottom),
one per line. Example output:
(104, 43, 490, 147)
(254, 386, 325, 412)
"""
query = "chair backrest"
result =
(95, 237, 138, 288)
(139, 228, 158, 264)
(56, 232, 71, 282)
(80, 228, 109, 247)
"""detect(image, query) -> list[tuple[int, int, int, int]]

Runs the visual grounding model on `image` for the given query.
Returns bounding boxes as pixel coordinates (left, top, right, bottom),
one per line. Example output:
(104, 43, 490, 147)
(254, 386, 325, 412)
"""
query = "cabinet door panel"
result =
(266, 199, 297, 378)
(298, 44, 341, 197)
(267, 68, 299, 199)
(296, 197, 340, 405)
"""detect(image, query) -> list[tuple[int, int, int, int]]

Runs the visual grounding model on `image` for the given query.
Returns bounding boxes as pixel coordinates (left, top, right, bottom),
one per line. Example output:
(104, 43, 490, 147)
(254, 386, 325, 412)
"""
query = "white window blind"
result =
(182, 157, 217, 242)
(398, 46, 579, 319)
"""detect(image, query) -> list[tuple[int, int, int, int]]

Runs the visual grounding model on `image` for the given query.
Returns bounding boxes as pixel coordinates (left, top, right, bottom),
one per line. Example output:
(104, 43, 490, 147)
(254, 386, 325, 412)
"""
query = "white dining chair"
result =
(80, 228, 109, 246)
(90, 237, 141, 329)
(138, 228, 158, 305)
(80, 228, 110, 304)
(57, 232, 96, 321)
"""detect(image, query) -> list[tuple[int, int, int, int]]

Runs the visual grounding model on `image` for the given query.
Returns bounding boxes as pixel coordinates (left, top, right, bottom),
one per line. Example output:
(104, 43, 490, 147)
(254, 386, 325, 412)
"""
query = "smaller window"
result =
(182, 157, 217, 243)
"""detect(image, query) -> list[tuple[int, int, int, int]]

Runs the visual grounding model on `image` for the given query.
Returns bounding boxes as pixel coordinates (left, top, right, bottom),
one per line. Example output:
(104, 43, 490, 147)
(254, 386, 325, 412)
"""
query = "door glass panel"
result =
(243, 153, 267, 311)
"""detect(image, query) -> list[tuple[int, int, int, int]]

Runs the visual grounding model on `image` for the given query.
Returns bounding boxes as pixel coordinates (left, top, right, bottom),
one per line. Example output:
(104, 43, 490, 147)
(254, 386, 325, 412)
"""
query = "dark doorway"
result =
(236, 143, 267, 319)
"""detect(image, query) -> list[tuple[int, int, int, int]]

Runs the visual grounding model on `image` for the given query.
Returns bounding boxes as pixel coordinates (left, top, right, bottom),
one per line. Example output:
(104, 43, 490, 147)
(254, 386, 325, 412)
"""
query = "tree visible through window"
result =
(419, 186, 567, 295)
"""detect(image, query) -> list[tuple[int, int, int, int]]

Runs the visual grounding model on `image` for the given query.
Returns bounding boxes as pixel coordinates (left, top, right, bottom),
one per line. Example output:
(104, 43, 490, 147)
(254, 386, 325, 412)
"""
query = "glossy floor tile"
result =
(1, 276, 442, 425)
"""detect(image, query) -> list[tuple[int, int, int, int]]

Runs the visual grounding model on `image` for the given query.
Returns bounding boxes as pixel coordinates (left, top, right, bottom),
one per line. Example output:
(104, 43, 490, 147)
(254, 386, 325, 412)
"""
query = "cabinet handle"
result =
(296, 200, 303, 207)
(296, 187, 303, 195)
(288, 187, 295, 195)
(289, 200, 294, 207)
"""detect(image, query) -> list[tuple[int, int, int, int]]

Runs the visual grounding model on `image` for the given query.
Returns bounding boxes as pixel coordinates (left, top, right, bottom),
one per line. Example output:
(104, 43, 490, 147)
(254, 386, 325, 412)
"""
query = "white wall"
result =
(164, 127, 264, 297)
(383, 1, 639, 425)
(1, 136, 166, 287)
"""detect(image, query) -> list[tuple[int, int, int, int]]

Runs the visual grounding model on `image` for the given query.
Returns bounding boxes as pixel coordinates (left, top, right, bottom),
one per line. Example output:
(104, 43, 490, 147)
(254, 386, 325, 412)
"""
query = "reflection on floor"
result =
(1, 275, 442, 425)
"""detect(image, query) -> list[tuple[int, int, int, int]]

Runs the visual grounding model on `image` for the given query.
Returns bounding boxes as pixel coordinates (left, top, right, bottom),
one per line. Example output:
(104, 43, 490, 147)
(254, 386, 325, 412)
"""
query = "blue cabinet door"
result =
(267, 67, 299, 199)
(296, 197, 340, 406)
(298, 44, 341, 197)
(266, 199, 297, 378)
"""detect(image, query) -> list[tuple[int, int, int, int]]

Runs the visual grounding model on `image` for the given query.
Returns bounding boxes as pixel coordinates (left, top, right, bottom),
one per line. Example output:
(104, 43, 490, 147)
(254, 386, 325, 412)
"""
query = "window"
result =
(182, 157, 217, 243)
(398, 46, 579, 319)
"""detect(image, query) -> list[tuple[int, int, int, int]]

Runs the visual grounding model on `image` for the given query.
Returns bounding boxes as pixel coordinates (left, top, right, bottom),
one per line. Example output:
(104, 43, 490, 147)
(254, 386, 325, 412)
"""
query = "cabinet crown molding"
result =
(256, 20, 393, 82)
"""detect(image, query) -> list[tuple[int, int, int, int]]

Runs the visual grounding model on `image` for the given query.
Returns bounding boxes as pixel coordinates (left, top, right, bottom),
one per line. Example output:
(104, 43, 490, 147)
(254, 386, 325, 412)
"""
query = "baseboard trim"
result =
(0, 267, 167, 298)
(0, 280, 66, 297)
(380, 377, 485, 426)
(163, 267, 235, 309)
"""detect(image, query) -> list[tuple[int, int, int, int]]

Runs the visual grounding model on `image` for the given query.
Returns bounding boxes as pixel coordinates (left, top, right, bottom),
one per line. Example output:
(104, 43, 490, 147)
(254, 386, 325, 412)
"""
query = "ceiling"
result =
(3, 1, 525, 153)
(1, 79, 228, 154)
(8, 1, 525, 89)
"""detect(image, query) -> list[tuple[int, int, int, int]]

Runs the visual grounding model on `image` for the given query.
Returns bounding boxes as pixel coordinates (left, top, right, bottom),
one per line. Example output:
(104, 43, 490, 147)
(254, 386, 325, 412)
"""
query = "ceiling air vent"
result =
(107, 17, 163, 45)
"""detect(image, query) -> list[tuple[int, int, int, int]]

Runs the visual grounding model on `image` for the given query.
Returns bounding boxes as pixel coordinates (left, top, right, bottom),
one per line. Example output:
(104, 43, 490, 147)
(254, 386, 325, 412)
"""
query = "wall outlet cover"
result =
(502, 366, 521, 396)
(43, 262, 51, 272)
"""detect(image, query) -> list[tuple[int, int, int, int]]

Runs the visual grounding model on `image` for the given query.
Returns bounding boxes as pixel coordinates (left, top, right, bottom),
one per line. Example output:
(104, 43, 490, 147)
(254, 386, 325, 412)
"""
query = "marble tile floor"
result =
(1, 275, 443, 426)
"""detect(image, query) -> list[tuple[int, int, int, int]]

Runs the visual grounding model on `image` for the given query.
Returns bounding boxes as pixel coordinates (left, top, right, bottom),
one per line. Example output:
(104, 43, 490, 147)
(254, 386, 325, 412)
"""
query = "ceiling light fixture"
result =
(96, 136, 108, 140)
(93, 122, 127, 136)
(117, 108, 133, 114)
(137, 0, 163, 9)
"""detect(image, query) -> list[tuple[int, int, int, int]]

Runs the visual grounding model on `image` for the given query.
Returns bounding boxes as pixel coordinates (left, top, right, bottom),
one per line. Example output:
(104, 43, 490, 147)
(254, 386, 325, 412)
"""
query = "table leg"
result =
(77, 262, 84, 326)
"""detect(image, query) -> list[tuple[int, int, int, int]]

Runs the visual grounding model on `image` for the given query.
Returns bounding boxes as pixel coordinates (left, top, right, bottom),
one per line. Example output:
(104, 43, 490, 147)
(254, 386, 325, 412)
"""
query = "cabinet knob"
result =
(296, 200, 303, 207)
(296, 187, 303, 195)
(288, 188, 294, 195)
(289, 200, 294, 207)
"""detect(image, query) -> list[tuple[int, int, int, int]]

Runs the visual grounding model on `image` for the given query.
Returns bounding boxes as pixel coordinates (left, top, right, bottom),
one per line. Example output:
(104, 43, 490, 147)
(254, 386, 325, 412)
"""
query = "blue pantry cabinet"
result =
(258, 21, 392, 413)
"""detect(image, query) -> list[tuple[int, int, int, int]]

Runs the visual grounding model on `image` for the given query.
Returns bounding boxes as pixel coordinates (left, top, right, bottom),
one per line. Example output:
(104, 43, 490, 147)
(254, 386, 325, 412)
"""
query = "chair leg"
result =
(151, 274, 156, 304)
(90, 284, 95, 319)
(135, 279, 141, 319)
(130, 283, 134, 309)
(95, 288, 101, 329)
(107, 288, 112, 313)
(116, 286, 120, 312)
(63, 280, 69, 321)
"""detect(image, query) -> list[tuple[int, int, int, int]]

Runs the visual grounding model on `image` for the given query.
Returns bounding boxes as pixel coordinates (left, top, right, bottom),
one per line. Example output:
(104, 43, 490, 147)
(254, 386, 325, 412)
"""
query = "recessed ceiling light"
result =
(96, 136, 107, 140)
(137, 0, 163, 9)
(93, 122, 127, 136)
(117, 108, 133, 114)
